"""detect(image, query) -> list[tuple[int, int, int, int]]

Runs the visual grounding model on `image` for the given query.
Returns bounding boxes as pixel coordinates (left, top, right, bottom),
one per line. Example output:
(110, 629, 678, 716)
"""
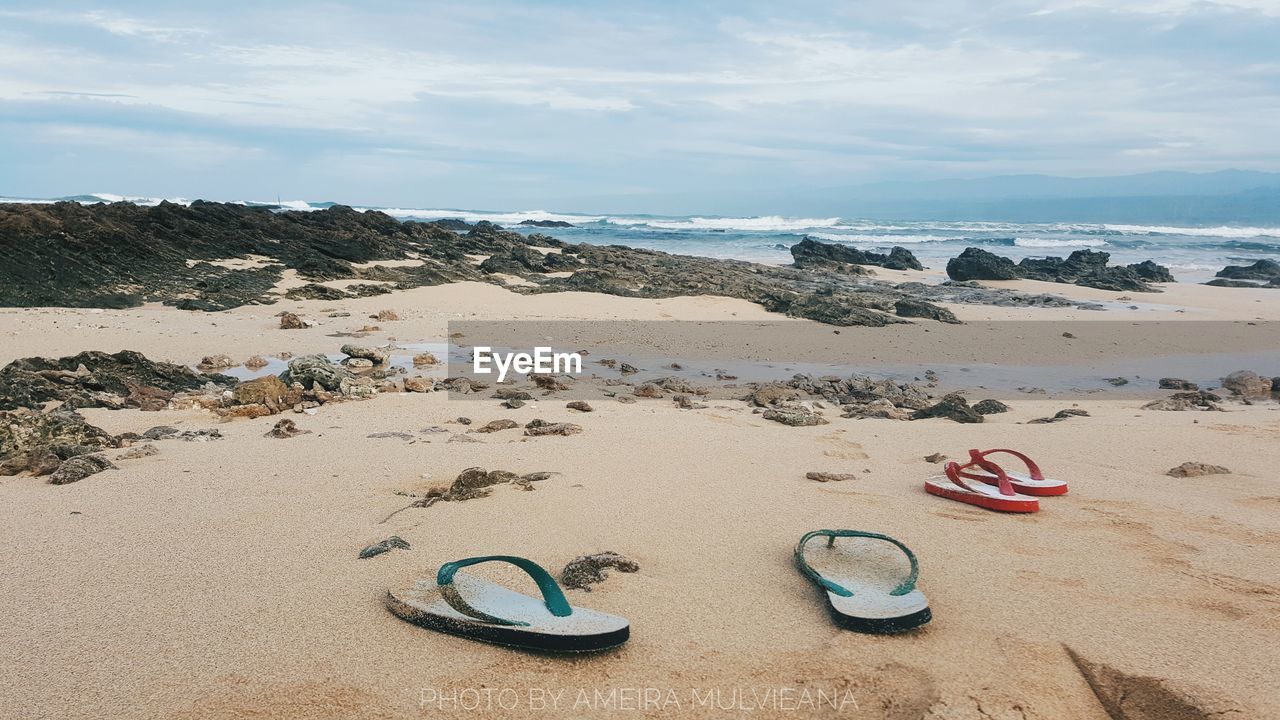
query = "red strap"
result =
(945, 459, 1015, 496)
(970, 448, 1044, 482)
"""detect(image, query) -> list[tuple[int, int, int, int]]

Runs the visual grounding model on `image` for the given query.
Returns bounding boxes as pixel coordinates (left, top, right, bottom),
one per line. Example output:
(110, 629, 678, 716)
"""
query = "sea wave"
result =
(1104, 224, 1280, 238)
(1012, 237, 1108, 248)
(607, 216, 842, 232)
(378, 208, 603, 225)
(808, 232, 957, 244)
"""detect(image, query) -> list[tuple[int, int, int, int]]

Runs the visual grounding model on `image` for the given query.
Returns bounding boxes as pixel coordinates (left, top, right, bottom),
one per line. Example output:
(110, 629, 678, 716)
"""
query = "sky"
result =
(1, 1, 1279, 212)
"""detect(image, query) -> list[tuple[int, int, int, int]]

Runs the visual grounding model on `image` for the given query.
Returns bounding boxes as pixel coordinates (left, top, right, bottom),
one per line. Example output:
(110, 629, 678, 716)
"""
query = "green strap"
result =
(436, 556, 573, 627)
(794, 530, 919, 598)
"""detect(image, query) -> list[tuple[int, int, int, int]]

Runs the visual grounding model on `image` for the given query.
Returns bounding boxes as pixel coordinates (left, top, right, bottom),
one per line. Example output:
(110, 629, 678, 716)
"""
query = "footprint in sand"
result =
(817, 433, 870, 460)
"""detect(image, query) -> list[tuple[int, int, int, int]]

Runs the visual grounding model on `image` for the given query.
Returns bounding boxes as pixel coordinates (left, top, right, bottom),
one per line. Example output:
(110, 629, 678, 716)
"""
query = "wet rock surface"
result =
(561, 551, 640, 591)
(0, 201, 1117, 326)
(0, 350, 233, 411)
(947, 247, 1172, 292)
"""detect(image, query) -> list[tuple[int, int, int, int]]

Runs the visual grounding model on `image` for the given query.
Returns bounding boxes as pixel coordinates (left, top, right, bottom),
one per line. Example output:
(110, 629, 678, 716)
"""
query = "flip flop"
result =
(385, 555, 630, 653)
(964, 448, 1068, 496)
(925, 459, 1040, 512)
(794, 529, 932, 634)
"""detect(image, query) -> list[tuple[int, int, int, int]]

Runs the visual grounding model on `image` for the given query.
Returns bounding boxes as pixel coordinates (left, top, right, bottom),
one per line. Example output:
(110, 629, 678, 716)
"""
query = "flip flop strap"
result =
(436, 556, 572, 627)
(947, 459, 1016, 496)
(794, 530, 919, 598)
(971, 448, 1044, 481)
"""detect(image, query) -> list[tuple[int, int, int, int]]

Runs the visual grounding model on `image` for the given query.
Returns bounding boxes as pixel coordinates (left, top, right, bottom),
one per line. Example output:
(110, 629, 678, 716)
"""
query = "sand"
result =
(1, 276, 1279, 719)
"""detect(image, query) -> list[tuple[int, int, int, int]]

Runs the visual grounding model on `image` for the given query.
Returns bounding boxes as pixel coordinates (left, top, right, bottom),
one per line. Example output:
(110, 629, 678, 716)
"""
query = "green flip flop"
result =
(386, 555, 630, 652)
(795, 530, 932, 634)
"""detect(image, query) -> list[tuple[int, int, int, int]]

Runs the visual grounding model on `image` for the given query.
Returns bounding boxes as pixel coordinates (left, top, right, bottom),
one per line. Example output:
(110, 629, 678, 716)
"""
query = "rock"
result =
(48, 453, 115, 485)
(972, 399, 1010, 415)
(359, 536, 410, 559)
(1214, 259, 1280, 282)
(503, 398, 525, 409)
(841, 398, 912, 420)
(232, 375, 294, 411)
(375, 309, 400, 321)
(0, 350, 234, 411)
(493, 388, 534, 401)
(216, 403, 275, 420)
(762, 404, 829, 426)
(1062, 332, 1076, 339)
(474, 419, 519, 433)
(1221, 370, 1272, 399)
(1142, 391, 1222, 411)
(1104, 377, 1129, 386)
(893, 298, 960, 323)
(0, 409, 117, 476)
(524, 419, 583, 436)
(530, 374, 570, 391)
(279, 312, 308, 329)
(278, 354, 353, 391)
(403, 376, 433, 393)
(618, 363, 639, 375)
(805, 471, 857, 482)
(1029, 408, 1090, 424)
(340, 344, 388, 364)
(912, 394, 983, 423)
(615, 395, 636, 404)
(790, 238, 923, 272)
(411, 353, 438, 366)
(517, 219, 575, 228)
(923, 453, 947, 463)
(117, 444, 159, 460)
(672, 394, 695, 410)
(1166, 462, 1230, 478)
(198, 354, 235, 369)
(243, 355, 269, 369)
(1158, 378, 1198, 390)
(747, 383, 799, 407)
(264, 419, 310, 439)
(633, 383, 664, 398)
(561, 551, 639, 591)
(1128, 260, 1176, 283)
(566, 400, 593, 412)
(946, 247, 1021, 281)
(344, 358, 374, 370)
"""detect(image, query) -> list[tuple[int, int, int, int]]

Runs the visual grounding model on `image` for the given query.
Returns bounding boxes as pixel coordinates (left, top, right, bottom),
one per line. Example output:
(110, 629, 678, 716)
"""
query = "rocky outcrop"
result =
(912, 393, 983, 423)
(278, 354, 353, 391)
(790, 238, 923, 272)
(946, 247, 1173, 292)
(518, 219, 575, 228)
(1208, 259, 1280, 288)
(0, 350, 233, 411)
(0, 409, 119, 477)
(1221, 370, 1272, 400)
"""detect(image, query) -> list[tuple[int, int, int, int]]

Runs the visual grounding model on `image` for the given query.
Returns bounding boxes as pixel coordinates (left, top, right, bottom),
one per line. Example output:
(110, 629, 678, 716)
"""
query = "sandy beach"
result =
(2, 273, 1278, 719)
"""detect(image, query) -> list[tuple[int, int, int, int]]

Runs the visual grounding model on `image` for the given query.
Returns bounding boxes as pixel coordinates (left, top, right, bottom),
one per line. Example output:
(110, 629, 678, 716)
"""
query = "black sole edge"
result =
(829, 605, 932, 634)
(386, 592, 630, 653)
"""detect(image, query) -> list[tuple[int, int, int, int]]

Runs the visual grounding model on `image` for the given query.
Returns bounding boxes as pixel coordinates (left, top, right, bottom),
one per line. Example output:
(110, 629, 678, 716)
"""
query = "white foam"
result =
(1013, 237, 1108, 248)
(808, 232, 956, 244)
(1104, 224, 1280, 238)
(377, 208, 603, 225)
(606, 216, 842, 232)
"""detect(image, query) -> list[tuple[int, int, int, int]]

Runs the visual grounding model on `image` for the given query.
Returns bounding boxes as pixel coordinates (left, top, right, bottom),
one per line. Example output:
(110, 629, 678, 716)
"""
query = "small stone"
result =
(403, 376, 433, 393)
(374, 309, 400, 321)
(1166, 462, 1230, 478)
(805, 471, 857, 482)
(923, 453, 947, 463)
(265, 419, 310, 439)
(566, 400, 593, 412)
(279, 312, 308, 330)
(48, 454, 116, 485)
(1104, 377, 1129, 387)
(1062, 332, 1076, 339)
(474, 419, 520, 433)
(561, 551, 639, 591)
(243, 355, 269, 369)
(1158, 378, 1198, 391)
(198, 354, 235, 369)
(912, 394, 983, 423)
(359, 536, 410, 559)
(616, 395, 636, 404)
(973, 399, 1010, 415)
(524, 419, 583, 436)
(633, 383, 663, 398)
(412, 353, 438, 366)
(503, 398, 526, 409)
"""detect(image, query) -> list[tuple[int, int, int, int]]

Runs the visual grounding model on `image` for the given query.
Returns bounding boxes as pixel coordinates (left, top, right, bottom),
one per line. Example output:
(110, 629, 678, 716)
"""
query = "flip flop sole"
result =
(925, 479, 1040, 512)
(386, 590, 630, 653)
(830, 605, 932, 634)
(968, 469, 1068, 496)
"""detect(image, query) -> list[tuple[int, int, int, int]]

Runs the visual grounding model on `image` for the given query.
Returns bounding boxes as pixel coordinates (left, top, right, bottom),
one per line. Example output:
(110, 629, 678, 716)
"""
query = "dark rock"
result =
(1143, 391, 1223, 411)
(1158, 378, 1198, 390)
(1104, 377, 1129, 386)
(48, 453, 115, 485)
(359, 535, 411, 558)
(790, 238, 923, 272)
(0, 409, 117, 476)
(972, 399, 1010, 415)
(517, 219, 575, 228)
(561, 551, 639, 591)
(1029, 408, 1090, 424)
(279, 312, 308, 329)
(0, 350, 233, 411)
(1127, 260, 1175, 283)
(492, 388, 533, 401)
(566, 400, 593, 412)
(806, 471, 857, 482)
(923, 453, 947, 463)
(502, 398, 525, 409)
(946, 247, 1021, 281)
(1215, 259, 1280, 282)
(913, 394, 983, 423)
(473, 419, 519, 433)
(894, 298, 960, 323)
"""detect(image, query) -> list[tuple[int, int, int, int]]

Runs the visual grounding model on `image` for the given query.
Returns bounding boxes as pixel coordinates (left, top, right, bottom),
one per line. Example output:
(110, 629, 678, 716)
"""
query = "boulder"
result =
(946, 247, 1021, 281)
(790, 238, 923, 272)
(340, 344, 388, 364)
(912, 394, 983, 423)
(232, 375, 294, 411)
(279, 312, 308, 329)
(0, 350, 234, 411)
(1215, 259, 1280, 282)
(278, 354, 353, 391)
(973, 399, 1010, 415)
(1221, 370, 1272, 399)
(48, 453, 116, 485)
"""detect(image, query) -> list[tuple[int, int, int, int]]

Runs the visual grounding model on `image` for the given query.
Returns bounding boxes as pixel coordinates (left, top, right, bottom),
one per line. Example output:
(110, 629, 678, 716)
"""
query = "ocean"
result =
(6, 194, 1279, 282)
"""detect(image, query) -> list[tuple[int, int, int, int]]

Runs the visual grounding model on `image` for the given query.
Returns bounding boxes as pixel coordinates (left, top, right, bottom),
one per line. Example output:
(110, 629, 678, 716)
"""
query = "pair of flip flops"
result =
(925, 448, 1068, 512)
(387, 532, 931, 652)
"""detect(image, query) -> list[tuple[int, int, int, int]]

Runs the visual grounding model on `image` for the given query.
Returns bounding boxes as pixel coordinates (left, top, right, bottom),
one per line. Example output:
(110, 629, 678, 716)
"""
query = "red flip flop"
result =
(925, 459, 1040, 513)
(964, 449, 1068, 496)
